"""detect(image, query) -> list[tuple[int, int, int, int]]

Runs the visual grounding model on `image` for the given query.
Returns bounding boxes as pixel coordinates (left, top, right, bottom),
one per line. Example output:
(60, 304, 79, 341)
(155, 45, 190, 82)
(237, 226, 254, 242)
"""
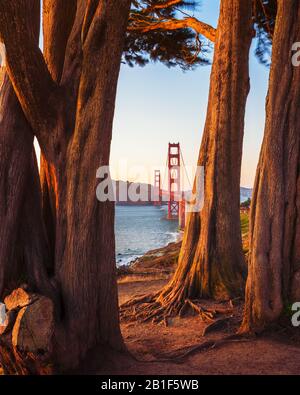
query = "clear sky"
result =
(110, 0, 270, 189)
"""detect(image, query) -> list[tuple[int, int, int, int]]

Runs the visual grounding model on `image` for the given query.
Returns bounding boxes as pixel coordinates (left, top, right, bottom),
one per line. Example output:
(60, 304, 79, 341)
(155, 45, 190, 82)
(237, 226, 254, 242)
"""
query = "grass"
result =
(240, 212, 249, 254)
(240, 213, 249, 236)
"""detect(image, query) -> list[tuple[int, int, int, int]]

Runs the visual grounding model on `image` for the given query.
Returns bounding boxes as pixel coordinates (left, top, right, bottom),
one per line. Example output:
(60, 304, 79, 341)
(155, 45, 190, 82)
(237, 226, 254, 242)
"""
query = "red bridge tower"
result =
(154, 170, 161, 206)
(167, 143, 181, 220)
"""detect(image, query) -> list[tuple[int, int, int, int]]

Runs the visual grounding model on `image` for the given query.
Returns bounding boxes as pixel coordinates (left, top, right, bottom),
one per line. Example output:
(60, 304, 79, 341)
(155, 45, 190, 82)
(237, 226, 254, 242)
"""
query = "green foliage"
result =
(253, 0, 277, 66)
(240, 213, 249, 237)
(124, 1, 278, 70)
(124, 29, 210, 70)
(241, 198, 251, 208)
(124, 0, 211, 70)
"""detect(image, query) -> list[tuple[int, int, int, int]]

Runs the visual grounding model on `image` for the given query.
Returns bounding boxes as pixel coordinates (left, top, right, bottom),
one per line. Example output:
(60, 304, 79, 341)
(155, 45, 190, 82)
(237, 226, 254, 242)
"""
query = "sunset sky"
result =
(110, 0, 270, 189)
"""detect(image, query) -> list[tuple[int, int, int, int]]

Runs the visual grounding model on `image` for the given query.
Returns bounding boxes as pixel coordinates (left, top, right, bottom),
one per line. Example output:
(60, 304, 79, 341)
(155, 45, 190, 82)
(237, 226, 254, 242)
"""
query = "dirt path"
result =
(94, 241, 300, 375)
(96, 276, 300, 375)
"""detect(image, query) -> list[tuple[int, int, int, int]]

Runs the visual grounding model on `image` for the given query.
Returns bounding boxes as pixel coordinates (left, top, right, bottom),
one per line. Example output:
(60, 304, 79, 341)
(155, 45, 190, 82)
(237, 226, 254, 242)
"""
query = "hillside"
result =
(114, 180, 252, 205)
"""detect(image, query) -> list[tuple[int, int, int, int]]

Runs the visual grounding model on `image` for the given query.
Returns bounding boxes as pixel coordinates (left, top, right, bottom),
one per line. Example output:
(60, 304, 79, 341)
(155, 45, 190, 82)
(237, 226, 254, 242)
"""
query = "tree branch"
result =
(0, 0, 60, 156)
(147, 0, 183, 11)
(128, 16, 216, 42)
(81, 0, 100, 45)
(43, 0, 77, 82)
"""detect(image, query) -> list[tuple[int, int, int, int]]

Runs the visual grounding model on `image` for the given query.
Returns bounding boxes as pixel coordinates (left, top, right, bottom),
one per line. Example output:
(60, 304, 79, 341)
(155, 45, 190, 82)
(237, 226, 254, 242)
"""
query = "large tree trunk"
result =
(240, 0, 300, 334)
(53, 1, 130, 367)
(0, 0, 131, 373)
(159, 0, 252, 310)
(0, 3, 56, 300)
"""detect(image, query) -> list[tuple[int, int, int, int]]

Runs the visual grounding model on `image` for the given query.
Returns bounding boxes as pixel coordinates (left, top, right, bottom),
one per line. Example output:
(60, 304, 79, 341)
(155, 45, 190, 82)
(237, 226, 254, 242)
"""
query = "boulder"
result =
(4, 288, 32, 311)
(0, 288, 55, 375)
(12, 296, 54, 355)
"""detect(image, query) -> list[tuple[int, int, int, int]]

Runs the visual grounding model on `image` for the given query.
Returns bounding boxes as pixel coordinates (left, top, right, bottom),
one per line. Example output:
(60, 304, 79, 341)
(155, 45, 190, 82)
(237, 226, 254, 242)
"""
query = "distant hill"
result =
(240, 187, 253, 202)
(113, 180, 252, 205)
(114, 180, 154, 205)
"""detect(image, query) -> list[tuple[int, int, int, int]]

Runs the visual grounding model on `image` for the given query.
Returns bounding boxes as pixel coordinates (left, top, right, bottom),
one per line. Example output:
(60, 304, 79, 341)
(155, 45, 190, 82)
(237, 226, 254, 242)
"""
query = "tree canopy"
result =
(254, 0, 277, 65)
(125, 0, 215, 69)
(124, 0, 278, 69)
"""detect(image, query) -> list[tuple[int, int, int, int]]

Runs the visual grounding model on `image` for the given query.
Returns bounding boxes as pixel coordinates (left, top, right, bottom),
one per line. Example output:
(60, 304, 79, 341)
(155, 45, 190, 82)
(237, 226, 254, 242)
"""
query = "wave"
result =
(165, 231, 180, 243)
(116, 254, 142, 267)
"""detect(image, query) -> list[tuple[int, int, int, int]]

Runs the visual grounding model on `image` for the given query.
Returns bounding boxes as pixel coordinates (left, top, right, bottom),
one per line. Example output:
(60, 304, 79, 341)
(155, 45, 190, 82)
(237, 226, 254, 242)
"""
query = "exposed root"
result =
(160, 334, 252, 361)
(121, 292, 246, 366)
(120, 293, 162, 323)
(130, 334, 252, 364)
(201, 317, 231, 336)
(120, 292, 234, 331)
(184, 299, 214, 322)
(121, 293, 159, 309)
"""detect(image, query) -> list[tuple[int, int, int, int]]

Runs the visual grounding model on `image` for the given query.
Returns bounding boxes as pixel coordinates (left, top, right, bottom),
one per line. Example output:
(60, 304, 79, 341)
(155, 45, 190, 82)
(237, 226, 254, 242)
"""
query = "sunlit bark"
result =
(0, 0, 130, 373)
(241, 0, 300, 333)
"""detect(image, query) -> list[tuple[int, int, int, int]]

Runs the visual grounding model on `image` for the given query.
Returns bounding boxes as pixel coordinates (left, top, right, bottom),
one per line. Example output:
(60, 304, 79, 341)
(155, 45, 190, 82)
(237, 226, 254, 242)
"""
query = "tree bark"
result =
(240, 0, 300, 333)
(40, 0, 77, 270)
(0, 2, 56, 301)
(0, 0, 131, 372)
(54, 1, 131, 368)
(156, 0, 253, 312)
(0, 68, 32, 296)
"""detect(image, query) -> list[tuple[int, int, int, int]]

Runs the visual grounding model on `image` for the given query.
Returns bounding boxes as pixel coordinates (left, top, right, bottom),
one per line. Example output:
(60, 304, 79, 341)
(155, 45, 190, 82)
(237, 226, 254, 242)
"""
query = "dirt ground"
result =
(97, 244, 300, 375)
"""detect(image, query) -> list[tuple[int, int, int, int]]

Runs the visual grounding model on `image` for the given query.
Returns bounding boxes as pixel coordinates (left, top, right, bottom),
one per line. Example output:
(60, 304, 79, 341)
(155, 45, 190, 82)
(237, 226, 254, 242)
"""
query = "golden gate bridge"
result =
(154, 143, 192, 230)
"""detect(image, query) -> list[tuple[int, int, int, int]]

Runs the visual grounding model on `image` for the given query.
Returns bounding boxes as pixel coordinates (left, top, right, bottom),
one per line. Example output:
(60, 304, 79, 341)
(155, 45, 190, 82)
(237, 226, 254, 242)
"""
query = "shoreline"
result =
(116, 238, 182, 279)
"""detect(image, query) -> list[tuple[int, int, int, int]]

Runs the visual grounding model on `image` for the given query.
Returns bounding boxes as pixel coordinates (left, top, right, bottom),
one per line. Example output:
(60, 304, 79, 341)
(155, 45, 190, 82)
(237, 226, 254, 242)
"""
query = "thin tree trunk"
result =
(240, 0, 300, 333)
(40, 0, 77, 261)
(0, 69, 31, 296)
(155, 0, 253, 312)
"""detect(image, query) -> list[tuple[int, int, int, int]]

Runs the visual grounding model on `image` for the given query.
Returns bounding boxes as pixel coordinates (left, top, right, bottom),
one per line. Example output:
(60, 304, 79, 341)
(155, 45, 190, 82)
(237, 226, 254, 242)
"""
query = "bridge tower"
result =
(167, 143, 181, 220)
(154, 170, 161, 206)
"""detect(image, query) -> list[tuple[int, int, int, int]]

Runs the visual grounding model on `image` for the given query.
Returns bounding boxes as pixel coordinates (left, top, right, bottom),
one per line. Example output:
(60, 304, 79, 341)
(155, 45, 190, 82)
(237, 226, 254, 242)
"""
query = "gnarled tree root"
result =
(130, 333, 252, 365)
(120, 292, 234, 330)
(158, 333, 252, 361)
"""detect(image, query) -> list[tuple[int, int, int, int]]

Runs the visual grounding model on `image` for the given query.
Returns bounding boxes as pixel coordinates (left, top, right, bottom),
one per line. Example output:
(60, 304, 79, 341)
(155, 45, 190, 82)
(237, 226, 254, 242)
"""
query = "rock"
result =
(117, 265, 133, 277)
(0, 290, 55, 375)
(12, 296, 54, 355)
(4, 288, 32, 311)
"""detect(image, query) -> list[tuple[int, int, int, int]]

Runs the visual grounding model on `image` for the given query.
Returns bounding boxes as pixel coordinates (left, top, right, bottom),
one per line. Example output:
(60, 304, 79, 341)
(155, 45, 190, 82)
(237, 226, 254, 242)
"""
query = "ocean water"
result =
(115, 205, 180, 267)
(114, 190, 252, 267)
